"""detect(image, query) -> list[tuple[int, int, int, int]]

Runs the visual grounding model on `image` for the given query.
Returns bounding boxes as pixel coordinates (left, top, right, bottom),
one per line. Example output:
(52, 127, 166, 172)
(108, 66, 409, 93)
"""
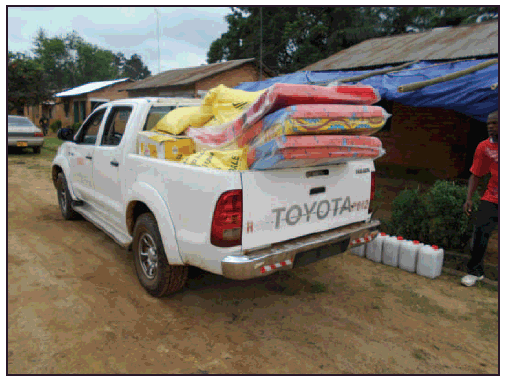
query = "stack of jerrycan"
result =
(363, 233, 444, 279)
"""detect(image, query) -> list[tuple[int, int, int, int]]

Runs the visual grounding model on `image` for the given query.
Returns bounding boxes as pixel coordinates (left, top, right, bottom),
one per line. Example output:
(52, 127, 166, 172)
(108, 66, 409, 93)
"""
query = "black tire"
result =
(133, 213, 188, 297)
(33, 146, 42, 154)
(56, 173, 79, 220)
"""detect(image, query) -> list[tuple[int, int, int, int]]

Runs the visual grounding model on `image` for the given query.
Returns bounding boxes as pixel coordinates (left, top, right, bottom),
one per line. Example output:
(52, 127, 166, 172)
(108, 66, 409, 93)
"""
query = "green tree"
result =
(207, 6, 498, 74)
(122, 54, 151, 80)
(8, 51, 52, 112)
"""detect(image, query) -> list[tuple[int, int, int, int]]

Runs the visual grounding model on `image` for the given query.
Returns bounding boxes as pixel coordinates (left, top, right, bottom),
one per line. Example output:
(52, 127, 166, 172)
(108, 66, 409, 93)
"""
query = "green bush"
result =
(383, 180, 481, 250)
(49, 119, 62, 132)
(72, 121, 82, 130)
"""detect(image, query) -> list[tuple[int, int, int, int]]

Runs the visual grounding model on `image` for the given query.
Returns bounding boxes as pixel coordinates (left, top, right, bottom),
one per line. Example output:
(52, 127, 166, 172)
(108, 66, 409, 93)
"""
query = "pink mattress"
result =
(247, 135, 385, 170)
(186, 83, 381, 149)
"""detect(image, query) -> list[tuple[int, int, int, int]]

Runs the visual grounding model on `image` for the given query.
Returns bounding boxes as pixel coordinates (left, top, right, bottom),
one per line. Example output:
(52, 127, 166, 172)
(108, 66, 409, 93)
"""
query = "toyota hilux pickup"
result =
(51, 97, 380, 297)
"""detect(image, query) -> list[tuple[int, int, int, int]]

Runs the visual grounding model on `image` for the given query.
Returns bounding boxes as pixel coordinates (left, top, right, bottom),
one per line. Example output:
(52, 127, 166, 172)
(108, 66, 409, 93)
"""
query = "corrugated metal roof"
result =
(54, 78, 131, 97)
(301, 20, 498, 71)
(123, 58, 266, 91)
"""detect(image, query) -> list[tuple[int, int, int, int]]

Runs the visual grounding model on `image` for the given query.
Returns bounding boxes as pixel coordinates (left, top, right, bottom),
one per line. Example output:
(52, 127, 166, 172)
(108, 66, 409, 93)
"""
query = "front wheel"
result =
(133, 213, 188, 297)
(56, 173, 79, 220)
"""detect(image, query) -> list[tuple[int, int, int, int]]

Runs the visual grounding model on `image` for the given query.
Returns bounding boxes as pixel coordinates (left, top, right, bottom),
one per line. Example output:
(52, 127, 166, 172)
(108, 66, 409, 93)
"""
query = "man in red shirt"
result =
(462, 111, 499, 286)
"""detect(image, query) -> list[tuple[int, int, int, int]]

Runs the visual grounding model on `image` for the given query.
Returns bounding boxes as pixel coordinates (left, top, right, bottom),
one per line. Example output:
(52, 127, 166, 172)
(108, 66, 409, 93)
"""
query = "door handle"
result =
(110, 160, 119, 167)
(86, 155, 93, 160)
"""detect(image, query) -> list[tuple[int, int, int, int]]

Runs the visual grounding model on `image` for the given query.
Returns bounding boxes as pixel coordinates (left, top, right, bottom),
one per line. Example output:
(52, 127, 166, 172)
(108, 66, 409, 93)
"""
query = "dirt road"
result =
(7, 148, 499, 374)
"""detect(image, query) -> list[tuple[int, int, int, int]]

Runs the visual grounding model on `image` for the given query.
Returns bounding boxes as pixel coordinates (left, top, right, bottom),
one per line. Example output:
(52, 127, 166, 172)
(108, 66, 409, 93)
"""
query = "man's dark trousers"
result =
(468, 200, 499, 276)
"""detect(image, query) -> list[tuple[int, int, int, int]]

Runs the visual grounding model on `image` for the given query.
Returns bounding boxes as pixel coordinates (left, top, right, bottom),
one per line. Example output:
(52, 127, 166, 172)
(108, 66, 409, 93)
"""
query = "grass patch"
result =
(309, 282, 328, 293)
(412, 349, 430, 361)
(267, 272, 329, 296)
(372, 277, 388, 288)
(397, 289, 452, 319)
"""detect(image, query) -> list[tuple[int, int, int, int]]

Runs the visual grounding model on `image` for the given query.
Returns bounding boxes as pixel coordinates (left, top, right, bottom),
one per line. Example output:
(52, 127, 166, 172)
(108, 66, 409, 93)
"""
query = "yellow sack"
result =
(154, 106, 212, 135)
(181, 148, 248, 171)
(201, 85, 264, 127)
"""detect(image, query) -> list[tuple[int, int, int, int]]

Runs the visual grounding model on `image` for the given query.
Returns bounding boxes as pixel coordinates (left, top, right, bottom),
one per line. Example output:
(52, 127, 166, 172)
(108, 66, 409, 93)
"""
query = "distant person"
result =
(462, 110, 499, 287)
(39, 115, 49, 136)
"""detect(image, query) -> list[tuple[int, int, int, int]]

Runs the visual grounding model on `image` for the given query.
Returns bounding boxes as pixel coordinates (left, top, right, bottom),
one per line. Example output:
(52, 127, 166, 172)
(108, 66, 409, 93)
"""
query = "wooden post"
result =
(397, 59, 498, 93)
(327, 60, 419, 86)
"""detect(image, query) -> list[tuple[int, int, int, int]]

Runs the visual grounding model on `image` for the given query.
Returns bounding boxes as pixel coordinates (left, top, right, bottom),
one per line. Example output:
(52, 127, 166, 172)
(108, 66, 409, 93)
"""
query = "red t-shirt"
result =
(470, 138, 499, 204)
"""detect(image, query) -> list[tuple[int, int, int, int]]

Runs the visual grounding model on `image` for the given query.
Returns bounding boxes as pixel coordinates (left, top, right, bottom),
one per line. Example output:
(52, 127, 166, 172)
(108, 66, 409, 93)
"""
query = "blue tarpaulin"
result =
(235, 59, 498, 122)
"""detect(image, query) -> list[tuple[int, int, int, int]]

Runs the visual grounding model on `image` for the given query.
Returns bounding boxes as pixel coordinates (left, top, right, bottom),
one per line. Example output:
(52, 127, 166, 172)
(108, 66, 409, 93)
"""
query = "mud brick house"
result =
(238, 21, 498, 180)
(50, 78, 133, 128)
(304, 21, 498, 179)
(121, 58, 273, 98)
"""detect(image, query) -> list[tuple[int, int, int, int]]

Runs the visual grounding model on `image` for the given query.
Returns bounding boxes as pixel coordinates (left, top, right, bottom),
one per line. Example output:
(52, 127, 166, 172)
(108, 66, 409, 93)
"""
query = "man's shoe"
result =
(461, 274, 484, 287)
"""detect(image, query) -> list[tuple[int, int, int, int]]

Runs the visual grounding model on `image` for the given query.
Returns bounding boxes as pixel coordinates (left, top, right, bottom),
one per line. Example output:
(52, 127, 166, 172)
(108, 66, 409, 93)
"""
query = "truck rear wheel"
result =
(133, 213, 188, 297)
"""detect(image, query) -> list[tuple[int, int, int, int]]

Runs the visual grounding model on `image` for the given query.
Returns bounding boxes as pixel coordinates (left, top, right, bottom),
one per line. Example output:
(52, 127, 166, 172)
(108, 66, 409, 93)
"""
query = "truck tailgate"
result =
(241, 160, 373, 250)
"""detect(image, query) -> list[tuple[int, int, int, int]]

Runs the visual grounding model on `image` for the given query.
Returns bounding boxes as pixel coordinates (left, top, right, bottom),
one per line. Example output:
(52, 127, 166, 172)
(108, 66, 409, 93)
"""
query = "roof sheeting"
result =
(235, 59, 498, 122)
(54, 78, 131, 97)
(123, 58, 269, 91)
(302, 21, 498, 71)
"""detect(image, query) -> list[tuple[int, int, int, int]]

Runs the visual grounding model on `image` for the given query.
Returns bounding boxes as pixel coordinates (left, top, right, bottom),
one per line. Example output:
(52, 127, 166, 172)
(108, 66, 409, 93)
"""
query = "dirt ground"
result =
(7, 145, 499, 374)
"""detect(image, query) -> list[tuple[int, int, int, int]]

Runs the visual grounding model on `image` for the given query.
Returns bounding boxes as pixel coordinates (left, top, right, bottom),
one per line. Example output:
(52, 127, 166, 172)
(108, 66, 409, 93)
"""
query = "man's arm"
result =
(463, 174, 480, 216)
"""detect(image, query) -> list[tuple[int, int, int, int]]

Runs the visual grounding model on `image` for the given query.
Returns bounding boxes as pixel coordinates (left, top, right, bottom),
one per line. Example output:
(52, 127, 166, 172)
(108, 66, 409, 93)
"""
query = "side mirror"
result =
(57, 127, 74, 141)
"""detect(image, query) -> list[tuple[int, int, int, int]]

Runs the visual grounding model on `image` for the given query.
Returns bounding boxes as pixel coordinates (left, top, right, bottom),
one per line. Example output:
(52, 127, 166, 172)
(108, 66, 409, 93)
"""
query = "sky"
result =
(7, 6, 233, 76)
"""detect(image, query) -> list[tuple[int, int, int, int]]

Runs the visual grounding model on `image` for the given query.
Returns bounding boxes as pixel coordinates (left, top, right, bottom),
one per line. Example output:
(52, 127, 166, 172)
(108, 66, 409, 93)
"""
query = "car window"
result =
(143, 106, 176, 131)
(8, 116, 34, 127)
(101, 106, 132, 146)
(76, 109, 106, 145)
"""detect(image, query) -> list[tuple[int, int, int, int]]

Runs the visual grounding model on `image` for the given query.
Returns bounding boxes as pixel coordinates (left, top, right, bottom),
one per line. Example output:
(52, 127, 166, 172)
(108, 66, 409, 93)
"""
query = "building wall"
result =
(375, 102, 470, 179)
(49, 81, 131, 128)
(195, 63, 269, 95)
(126, 84, 195, 98)
(125, 63, 270, 99)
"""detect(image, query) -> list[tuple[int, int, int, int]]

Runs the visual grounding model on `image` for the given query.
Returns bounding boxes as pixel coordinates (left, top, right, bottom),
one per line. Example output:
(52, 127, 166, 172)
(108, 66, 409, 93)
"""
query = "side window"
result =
(76, 109, 106, 145)
(101, 106, 133, 146)
(143, 106, 176, 131)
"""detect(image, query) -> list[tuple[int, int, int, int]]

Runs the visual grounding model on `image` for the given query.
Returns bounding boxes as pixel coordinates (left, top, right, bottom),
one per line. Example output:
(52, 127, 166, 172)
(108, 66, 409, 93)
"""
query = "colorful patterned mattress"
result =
(239, 104, 389, 148)
(247, 135, 385, 170)
(186, 83, 382, 149)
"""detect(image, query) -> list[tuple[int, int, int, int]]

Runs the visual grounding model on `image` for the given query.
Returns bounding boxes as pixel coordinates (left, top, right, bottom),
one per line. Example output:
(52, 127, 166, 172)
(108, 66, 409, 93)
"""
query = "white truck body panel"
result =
(52, 97, 380, 279)
(241, 161, 373, 250)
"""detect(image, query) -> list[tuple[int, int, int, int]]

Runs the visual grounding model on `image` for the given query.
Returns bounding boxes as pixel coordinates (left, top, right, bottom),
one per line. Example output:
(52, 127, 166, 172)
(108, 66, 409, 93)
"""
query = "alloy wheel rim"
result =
(59, 186, 67, 214)
(139, 233, 158, 279)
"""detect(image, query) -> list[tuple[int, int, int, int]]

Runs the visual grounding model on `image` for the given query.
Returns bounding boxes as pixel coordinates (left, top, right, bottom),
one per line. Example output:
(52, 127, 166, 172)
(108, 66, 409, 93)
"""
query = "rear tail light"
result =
(34, 132, 44, 137)
(369, 171, 376, 213)
(211, 189, 242, 247)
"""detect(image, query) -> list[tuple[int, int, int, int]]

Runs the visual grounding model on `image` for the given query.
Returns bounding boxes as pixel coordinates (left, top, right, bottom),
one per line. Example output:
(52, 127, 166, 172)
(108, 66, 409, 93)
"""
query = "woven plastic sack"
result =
(154, 106, 212, 135)
(200, 85, 264, 127)
(181, 148, 248, 171)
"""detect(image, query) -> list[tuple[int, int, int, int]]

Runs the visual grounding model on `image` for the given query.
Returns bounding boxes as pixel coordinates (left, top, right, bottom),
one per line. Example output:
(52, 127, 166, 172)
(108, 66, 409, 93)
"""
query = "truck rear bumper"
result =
(221, 219, 380, 280)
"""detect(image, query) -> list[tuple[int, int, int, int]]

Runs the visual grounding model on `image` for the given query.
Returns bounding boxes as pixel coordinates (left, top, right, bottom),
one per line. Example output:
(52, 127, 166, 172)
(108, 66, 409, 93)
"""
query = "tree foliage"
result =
(8, 52, 53, 112)
(207, 6, 498, 74)
(8, 29, 152, 110)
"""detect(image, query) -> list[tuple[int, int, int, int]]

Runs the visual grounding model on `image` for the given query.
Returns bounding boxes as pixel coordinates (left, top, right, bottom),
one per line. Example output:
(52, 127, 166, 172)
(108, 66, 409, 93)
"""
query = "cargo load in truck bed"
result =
(187, 83, 382, 149)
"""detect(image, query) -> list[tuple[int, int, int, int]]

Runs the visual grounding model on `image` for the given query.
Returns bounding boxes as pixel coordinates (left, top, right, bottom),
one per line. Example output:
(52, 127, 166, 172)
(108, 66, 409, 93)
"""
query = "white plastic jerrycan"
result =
(399, 240, 423, 273)
(350, 244, 366, 257)
(366, 232, 388, 263)
(382, 236, 404, 267)
(416, 245, 444, 279)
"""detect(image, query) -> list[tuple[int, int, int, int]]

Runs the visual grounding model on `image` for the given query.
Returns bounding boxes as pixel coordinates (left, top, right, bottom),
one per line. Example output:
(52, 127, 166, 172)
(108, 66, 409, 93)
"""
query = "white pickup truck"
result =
(52, 97, 380, 297)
